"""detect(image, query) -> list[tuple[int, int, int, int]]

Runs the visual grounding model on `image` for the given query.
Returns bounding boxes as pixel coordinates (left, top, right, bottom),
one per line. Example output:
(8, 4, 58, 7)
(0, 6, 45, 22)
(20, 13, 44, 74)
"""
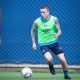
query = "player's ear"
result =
(48, 11, 49, 15)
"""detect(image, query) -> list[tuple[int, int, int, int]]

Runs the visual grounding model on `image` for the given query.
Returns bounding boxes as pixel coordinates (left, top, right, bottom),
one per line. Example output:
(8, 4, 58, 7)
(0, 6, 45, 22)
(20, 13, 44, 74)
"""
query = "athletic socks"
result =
(64, 70, 72, 80)
(64, 70, 68, 76)
(49, 64, 55, 75)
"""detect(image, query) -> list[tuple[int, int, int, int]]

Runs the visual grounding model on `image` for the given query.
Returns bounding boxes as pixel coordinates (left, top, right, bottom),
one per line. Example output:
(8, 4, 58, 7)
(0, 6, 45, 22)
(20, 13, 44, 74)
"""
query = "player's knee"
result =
(47, 58, 53, 63)
(61, 59, 66, 64)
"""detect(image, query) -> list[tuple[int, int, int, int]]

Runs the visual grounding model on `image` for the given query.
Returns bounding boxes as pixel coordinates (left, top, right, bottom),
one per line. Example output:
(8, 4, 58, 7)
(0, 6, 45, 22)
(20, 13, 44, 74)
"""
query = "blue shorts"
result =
(40, 42, 63, 55)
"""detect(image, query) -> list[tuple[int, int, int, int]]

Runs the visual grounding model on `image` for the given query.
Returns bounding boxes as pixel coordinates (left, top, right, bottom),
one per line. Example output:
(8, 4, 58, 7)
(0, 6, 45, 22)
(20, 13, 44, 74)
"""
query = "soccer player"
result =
(31, 4, 72, 80)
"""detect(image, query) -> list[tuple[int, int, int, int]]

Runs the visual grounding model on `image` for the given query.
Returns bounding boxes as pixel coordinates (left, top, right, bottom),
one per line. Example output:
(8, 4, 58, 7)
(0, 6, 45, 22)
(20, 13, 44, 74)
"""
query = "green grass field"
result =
(0, 71, 80, 80)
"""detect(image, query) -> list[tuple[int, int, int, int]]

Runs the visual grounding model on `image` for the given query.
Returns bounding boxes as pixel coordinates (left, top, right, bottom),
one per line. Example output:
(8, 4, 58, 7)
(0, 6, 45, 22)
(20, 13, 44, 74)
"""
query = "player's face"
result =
(40, 8, 49, 20)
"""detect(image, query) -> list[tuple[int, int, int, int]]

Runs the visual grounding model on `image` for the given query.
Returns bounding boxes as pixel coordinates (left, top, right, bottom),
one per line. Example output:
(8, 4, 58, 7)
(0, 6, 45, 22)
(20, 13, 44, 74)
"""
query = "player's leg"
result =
(57, 53, 68, 70)
(50, 42, 72, 79)
(44, 52, 55, 74)
(57, 53, 72, 80)
(40, 46, 55, 75)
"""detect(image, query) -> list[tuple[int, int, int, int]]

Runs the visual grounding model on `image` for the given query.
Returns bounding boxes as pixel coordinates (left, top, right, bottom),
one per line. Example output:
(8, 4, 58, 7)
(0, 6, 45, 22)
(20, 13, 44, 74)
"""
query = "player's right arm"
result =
(31, 20, 37, 50)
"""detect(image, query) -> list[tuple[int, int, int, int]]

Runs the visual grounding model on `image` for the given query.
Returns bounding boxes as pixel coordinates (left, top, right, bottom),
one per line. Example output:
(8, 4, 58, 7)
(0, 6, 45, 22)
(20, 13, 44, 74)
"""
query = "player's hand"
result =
(32, 43, 37, 50)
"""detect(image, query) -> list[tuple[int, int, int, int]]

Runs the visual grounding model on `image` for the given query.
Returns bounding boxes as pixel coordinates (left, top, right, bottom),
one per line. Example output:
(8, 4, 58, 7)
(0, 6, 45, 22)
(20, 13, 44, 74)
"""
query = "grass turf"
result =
(0, 71, 80, 80)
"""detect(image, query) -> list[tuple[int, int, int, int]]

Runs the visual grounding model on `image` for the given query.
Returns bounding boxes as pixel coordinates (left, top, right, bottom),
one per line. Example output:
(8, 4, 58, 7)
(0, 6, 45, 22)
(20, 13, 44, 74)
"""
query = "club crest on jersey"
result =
(44, 24, 48, 28)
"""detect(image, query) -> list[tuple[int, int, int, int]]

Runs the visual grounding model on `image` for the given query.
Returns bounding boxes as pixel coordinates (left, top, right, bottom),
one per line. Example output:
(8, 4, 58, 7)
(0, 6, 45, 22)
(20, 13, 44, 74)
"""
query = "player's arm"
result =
(31, 20, 37, 50)
(54, 17, 62, 38)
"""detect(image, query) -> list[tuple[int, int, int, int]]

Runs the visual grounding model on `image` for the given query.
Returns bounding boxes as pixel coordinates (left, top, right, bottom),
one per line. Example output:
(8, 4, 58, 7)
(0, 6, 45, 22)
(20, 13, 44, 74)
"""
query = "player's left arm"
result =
(54, 17, 62, 38)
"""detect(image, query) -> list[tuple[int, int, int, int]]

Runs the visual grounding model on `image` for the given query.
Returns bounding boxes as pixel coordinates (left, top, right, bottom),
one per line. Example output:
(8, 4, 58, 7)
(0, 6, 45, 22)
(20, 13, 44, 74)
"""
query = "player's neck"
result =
(42, 15, 50, 21)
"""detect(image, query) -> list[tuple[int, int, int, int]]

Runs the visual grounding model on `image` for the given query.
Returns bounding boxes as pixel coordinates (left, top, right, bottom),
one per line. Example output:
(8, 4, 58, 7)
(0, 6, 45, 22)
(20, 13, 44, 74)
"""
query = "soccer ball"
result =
(21, 67, 32, 78)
